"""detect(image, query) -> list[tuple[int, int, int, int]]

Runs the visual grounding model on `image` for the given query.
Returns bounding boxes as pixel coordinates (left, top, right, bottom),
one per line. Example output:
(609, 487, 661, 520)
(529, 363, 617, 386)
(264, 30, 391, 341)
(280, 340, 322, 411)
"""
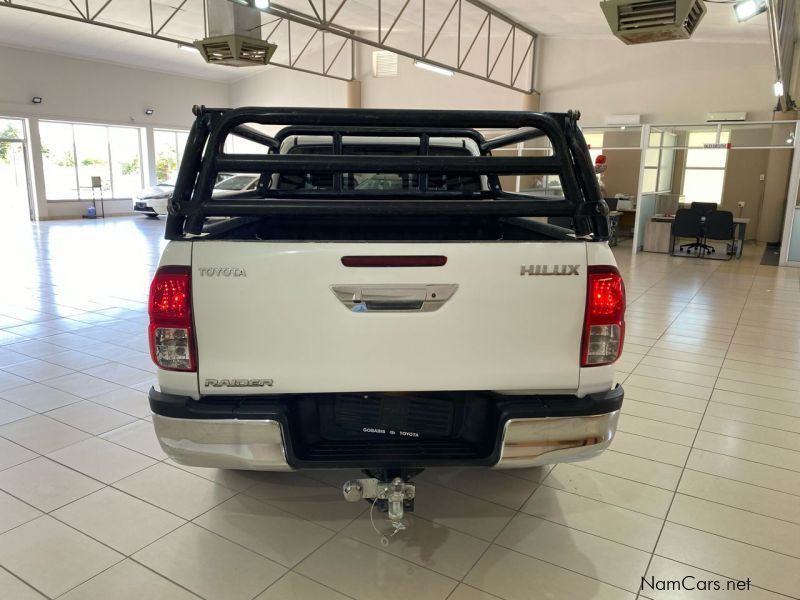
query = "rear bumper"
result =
(149, 386, 623, 471)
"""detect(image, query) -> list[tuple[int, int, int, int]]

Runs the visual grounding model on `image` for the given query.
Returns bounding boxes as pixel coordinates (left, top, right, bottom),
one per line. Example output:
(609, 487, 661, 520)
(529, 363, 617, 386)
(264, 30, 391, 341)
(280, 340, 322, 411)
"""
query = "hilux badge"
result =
(520, 264, 580, 276)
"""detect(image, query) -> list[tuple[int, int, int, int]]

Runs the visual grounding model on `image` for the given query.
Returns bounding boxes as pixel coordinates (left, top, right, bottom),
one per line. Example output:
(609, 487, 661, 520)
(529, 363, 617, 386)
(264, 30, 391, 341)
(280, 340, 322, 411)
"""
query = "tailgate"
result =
(192, 242, 587, 394)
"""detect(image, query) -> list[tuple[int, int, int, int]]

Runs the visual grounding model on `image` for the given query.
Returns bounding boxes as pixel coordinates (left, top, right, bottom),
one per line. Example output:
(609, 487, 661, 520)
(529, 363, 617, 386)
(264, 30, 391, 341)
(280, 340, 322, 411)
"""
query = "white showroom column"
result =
(25, 117, 48, 220)
(144, 126, 157, 186)
(346, 80, 362, 109)
(521, 92, 540, 112)
(631, 125, 650, 256)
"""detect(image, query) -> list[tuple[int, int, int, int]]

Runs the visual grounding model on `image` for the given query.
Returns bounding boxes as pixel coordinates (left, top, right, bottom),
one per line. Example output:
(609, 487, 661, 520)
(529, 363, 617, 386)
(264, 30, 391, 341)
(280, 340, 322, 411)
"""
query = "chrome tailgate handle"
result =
(331, 284, 457, 312)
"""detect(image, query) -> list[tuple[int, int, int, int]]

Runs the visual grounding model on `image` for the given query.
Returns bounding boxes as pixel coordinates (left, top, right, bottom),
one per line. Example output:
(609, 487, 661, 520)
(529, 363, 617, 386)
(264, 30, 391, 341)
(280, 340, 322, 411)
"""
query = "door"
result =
(0, 118, 33, 222)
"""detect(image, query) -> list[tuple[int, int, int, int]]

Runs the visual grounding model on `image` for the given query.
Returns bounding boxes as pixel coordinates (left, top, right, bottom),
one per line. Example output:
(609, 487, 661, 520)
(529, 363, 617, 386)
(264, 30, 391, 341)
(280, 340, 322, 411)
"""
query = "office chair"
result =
(690, 202, 717, 215)
(684, 202, 718, 254)
(702, 210, 735, 260)
(671, 209, 703, 256)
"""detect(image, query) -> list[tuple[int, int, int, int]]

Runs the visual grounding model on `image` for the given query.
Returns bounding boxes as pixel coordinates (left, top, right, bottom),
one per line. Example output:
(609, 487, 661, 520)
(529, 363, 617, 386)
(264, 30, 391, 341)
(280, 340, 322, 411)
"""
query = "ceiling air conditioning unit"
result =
(195, 36, 277, 67)
(194, 0, 277, 67)
(706, 112, 747, 122)
(600, 0, 707, 45)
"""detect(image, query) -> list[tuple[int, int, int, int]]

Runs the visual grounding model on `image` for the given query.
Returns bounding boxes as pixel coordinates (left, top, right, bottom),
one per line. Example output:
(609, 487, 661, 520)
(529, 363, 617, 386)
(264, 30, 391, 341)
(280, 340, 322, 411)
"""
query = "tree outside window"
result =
(39, 121, 144, 200)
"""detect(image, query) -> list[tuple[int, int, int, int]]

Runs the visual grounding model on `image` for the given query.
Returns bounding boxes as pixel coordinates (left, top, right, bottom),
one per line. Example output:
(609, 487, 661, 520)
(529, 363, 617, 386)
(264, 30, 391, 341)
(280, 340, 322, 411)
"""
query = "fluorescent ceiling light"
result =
(178, 43, 197, 53)
(734, 0, 767, 22)
(414, 61, 453, 77)
(774, 80, 784, 97)
(254, 0, 270, 9)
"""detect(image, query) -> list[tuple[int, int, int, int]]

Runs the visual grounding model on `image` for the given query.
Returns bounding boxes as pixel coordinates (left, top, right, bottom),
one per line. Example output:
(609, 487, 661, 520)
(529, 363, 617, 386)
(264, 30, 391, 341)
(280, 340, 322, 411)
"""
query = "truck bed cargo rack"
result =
(165, 106, 609, 240)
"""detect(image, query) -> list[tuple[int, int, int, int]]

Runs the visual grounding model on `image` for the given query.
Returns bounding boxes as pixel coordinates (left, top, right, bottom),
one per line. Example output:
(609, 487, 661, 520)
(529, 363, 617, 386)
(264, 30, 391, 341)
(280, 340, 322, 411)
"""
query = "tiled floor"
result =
(0, 216, 798, 600)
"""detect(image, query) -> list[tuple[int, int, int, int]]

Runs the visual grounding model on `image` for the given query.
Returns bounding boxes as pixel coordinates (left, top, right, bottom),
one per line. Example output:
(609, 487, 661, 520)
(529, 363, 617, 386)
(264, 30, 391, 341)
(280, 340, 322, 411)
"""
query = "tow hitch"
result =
(342, 472, 416, 544)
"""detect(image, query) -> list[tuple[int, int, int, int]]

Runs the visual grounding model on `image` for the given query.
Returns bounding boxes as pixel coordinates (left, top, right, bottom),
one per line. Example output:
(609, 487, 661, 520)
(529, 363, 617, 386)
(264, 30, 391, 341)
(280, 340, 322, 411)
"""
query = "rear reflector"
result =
(581, 266, 625, 367)
(341, 255, 447, 267)
(148, 266, 196, 372)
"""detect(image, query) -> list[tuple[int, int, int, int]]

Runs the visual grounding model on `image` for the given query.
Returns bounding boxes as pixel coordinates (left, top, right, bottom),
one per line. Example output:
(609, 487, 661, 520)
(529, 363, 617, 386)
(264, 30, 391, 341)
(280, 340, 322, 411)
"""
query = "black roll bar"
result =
(167, 106, 608, 240)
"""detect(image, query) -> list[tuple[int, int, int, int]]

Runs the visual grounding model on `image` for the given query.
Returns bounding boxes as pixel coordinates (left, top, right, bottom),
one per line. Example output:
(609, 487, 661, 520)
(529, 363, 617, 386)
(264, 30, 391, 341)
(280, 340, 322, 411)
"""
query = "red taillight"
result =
(581, 265, 625, 367)
(148, 266, 196, 372)
(341, 255, 447, 267)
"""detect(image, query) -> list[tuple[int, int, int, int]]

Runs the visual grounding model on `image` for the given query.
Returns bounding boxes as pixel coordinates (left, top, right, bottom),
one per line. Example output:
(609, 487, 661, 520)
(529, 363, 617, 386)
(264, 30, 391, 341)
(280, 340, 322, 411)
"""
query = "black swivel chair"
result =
(671, 209, 703, 256)
(702, 210, 735, 260)
(679, 202, 717, 254)
(690, 202, 717, 215)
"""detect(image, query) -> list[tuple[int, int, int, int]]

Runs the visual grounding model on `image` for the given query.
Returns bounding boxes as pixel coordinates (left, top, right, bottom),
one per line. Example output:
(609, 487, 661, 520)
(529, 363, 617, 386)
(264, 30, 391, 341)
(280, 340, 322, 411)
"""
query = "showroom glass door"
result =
(0, 118, 33, 222)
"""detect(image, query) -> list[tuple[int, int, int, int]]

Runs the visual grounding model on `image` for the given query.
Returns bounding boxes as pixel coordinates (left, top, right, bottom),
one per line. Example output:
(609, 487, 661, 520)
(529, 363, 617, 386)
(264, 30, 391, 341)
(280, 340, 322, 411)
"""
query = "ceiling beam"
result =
(0, 0, 354, 82)
(258, 0, 537, 92)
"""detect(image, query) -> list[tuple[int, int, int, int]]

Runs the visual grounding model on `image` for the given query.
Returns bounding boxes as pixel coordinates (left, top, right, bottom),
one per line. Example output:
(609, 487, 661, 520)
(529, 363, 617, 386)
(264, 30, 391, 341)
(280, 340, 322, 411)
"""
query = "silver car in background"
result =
(134, 173, 259, 216)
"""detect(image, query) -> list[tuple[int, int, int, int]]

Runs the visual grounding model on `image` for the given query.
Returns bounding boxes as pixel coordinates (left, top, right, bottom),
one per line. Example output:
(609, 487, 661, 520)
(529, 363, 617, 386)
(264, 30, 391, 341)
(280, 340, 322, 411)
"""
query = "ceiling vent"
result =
(195, 0, 277, 67)
(195, 35, 277, 67)
(372, 51, 399, 78)
(600, 0, 707, 44)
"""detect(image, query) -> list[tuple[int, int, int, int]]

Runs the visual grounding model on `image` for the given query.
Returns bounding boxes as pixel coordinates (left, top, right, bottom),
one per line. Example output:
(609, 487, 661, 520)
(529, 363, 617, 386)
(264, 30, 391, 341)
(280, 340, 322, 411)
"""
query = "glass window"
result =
(657, 132, 676, 192)
(74, 124, 111, 199)
(154, 129, 189, 184)
(214, 174, 259, 191)
(682, 130, 728, 204)
(109, 127, 142, 199)
(39, 121, 143, 200)
(0, 118, 24, 140)
(642, 169, 658, 194)
(583, 132, 604, 164)
(40, 122, 79, 200)
(683, 169, 725, 204)
(225, 135, 271, 155)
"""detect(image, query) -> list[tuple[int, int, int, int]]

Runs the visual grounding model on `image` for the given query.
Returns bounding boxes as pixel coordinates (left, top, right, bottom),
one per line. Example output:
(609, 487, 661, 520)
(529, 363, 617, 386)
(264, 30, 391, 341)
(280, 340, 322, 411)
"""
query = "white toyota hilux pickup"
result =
(148, 106, 625, 529)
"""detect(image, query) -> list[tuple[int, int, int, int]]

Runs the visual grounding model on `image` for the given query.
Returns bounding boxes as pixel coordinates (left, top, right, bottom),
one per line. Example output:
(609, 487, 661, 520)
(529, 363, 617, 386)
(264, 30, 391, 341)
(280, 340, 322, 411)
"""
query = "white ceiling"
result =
(0, 5, 242, 81)
(492, 0, 769, 42)
(0, 0, 771, 83)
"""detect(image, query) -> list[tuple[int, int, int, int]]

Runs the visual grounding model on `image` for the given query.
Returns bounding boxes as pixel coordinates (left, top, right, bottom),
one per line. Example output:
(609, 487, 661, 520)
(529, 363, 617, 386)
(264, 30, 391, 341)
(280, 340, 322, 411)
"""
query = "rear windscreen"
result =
(276, 144, 482, 192)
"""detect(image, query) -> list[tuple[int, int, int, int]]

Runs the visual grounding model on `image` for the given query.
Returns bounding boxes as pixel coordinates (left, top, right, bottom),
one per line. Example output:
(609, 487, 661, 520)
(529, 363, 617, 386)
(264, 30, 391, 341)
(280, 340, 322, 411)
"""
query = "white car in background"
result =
(134, 173, 259, 216)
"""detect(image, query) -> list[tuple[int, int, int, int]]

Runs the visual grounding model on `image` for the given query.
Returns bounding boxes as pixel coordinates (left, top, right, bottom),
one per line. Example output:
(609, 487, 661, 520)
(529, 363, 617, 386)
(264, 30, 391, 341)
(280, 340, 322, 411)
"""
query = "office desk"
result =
(616, 208, 636, 229)
(651, 215, 750, 258)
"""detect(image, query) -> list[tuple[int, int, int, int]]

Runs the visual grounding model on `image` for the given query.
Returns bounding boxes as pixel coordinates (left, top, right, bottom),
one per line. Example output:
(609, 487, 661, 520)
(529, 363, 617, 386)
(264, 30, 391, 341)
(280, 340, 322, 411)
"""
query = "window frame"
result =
(153, 128, 190, 184)
(39, 119, 145, 201)
(681, 130, 730, 205)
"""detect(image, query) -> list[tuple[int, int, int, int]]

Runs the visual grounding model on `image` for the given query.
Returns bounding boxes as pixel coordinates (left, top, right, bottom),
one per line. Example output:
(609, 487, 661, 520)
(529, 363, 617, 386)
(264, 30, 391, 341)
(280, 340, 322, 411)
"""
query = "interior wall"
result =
(0, 45, 230, 219)
(720, 129, 771, 239)
(0, 45, 229, 127)
(358, 50, 527, 111)
(599, 130, 642, 198)
(230, 65, 350, 110)
(758, 111, 797, 242)
(537, 38, 776, 125)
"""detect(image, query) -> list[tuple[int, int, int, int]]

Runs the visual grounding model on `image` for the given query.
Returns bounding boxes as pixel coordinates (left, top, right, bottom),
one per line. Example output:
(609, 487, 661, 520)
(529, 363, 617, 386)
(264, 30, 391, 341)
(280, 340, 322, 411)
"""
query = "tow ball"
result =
(342, 477, 416, 541)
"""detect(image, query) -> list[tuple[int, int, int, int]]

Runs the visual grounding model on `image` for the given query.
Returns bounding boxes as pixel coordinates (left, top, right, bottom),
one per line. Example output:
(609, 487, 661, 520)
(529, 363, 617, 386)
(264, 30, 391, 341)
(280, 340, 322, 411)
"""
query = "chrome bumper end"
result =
(153, 415, 293, 471)
(493, 410, 620, 469)
(153, 409, 619, 471)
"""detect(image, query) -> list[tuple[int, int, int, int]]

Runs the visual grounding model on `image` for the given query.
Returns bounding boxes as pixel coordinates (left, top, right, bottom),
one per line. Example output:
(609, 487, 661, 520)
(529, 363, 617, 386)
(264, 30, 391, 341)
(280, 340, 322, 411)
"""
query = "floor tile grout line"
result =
(633, 253, 755, 600)
(694, 425, 800, 453)
(0, 564, 53, 600)
(645, 553, 800, 600)
(681, 465, 800, 499)
(661, 491, 800, 537)
(690, 434, 800, 467)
